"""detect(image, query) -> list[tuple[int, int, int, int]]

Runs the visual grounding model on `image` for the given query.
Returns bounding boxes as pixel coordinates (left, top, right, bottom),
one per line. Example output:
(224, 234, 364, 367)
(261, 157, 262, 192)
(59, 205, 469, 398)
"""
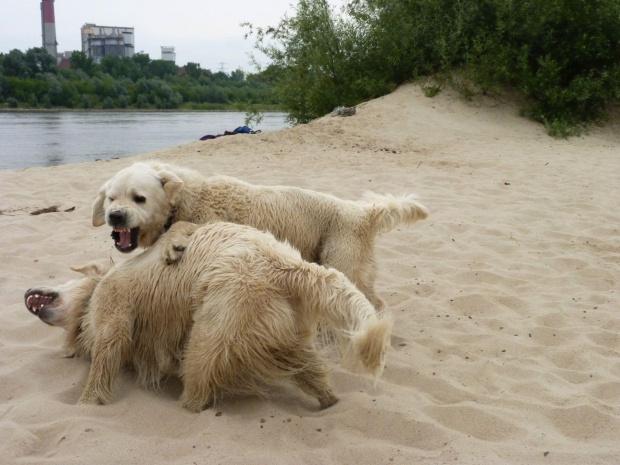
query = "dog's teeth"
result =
(26, 293, 53, 312)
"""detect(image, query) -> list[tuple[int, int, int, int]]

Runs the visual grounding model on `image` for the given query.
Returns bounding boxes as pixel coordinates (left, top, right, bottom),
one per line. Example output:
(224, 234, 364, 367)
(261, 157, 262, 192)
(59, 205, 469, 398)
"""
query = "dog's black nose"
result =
(108, 210, 125, 226)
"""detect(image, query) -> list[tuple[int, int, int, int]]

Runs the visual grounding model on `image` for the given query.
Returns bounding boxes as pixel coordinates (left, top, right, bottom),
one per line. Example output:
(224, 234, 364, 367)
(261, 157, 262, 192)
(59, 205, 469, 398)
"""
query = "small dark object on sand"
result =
(30, 205, 75, 215)
(331, 106, 356, 117)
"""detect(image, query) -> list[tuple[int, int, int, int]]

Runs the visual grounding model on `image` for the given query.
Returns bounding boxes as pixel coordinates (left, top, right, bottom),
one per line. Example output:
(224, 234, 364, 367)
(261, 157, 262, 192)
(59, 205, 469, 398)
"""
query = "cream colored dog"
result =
(92, 161, 429, 309)
(25, 221, 392, 411)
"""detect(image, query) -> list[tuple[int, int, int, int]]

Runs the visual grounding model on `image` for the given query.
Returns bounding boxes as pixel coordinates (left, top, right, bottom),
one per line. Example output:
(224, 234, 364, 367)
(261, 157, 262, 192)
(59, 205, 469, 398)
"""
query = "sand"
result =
(1, 84, 619, 464)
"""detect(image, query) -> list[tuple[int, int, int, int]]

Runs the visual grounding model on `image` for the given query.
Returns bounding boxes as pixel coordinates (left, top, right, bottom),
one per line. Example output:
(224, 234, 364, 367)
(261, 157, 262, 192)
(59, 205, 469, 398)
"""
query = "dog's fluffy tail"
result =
(285, 265, 393, 379)
(361, 192, 429, 234)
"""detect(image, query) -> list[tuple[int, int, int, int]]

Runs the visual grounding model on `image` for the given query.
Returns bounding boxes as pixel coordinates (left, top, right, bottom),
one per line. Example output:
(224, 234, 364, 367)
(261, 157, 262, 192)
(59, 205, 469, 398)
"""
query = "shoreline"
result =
(0, 105, 284, 113)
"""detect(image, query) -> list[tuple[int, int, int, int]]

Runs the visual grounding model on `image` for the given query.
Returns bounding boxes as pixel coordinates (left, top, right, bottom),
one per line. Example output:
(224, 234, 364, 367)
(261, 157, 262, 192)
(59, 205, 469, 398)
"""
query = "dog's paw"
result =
(318, 392, 339, 410)
(181, 396, 214, 413)
(163, 241, 188, 265)
(161, 222, 199, 265)
(77, 391, 106, 406)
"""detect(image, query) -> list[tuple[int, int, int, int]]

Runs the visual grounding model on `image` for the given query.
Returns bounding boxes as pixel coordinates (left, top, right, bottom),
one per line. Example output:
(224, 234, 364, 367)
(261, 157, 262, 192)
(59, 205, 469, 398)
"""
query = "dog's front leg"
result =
(160, 221, 200, 265)
(78, 319, 132, 405)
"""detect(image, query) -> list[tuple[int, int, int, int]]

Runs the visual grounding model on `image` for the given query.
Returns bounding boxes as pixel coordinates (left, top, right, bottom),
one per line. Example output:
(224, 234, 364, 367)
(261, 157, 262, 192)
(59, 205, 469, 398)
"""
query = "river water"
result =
(0, 111, 288, 171)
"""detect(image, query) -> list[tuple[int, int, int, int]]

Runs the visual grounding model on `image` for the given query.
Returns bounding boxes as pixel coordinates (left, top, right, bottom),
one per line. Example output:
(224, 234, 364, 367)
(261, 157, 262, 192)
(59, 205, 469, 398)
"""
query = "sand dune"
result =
(1, 84, 619, 464)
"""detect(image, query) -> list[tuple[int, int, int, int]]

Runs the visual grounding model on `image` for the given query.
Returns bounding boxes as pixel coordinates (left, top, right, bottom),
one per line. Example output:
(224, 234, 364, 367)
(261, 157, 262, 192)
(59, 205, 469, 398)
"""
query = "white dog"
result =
(92, 161, 429, 309)
(25, 222, 392, 411)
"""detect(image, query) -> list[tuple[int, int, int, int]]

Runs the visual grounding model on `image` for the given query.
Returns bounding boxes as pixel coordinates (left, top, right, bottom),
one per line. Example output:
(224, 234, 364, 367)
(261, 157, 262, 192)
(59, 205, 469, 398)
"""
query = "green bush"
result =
(462, 0, 620, 133)
(247, 0, 620, 134)
(245, 0, 386, 124)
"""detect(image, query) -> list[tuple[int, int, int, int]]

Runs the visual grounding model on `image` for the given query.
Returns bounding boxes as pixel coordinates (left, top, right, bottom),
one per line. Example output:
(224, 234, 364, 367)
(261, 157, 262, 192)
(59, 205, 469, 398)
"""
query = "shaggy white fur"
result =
(92, 161, 429, 309)
(25, 222, 392, 412)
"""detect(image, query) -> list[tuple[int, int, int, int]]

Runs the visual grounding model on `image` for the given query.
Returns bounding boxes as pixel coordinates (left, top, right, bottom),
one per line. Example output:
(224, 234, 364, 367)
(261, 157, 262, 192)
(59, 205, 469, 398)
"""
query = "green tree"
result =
(25, 47, 57, 75)
(184, 62, 202, 79)
(70, 51, 95, 75)
(230, 69, 245, 81)
(41, 73, 65, 105)
(150, 59, 177, 79)
(2, 49, 31, 78)
(1, 47, 279, 110)
(246, 0, 360, 123)
(132, 53, 152, 78)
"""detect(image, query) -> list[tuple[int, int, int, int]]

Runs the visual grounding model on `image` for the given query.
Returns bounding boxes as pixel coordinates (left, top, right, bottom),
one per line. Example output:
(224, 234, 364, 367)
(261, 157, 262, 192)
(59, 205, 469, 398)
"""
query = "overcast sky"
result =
(1, 0, 345, 73)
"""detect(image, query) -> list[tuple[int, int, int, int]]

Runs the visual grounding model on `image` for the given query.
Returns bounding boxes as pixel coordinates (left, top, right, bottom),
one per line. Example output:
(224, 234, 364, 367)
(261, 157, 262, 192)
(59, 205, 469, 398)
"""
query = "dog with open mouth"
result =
(24, 221, 392, 411)
(93, 163, 180, 253)
(92, 160, 429, 310)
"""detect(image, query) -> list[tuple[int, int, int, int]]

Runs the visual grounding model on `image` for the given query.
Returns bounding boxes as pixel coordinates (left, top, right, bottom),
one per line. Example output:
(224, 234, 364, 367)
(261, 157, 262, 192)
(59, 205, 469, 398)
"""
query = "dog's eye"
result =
(133, 195, 146, 204)
(108, 197, 115, 202)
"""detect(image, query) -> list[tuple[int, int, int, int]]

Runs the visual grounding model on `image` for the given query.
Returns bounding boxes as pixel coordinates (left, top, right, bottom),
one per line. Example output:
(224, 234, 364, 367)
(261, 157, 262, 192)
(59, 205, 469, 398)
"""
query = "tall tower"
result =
(41, 0, 58, 57)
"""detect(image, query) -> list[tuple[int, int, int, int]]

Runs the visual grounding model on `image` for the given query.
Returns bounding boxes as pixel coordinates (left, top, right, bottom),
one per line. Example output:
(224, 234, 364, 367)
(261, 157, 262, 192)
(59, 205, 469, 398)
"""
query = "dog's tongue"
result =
(117, 229, 132, 249)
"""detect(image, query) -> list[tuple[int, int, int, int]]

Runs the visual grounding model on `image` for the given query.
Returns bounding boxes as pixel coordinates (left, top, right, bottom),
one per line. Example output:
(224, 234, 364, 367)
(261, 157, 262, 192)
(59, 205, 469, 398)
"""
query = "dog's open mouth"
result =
(111, 227, 139, 253)
(24, 289, 58, 316)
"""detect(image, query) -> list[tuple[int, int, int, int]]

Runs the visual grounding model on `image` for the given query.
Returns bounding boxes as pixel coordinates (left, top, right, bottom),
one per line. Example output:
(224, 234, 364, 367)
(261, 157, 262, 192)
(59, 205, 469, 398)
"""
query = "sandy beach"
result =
(1, 84, 619, 464)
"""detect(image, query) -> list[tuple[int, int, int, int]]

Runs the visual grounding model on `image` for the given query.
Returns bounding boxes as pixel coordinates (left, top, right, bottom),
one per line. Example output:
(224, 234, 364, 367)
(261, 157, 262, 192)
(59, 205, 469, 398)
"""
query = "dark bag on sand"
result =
(200, 125, 261, 140)
(225, 125, 261, 135)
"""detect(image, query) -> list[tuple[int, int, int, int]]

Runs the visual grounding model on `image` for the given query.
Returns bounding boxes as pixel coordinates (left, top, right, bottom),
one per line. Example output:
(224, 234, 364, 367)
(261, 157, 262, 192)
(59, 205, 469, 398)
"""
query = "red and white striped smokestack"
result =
(41, 0, 58, 57)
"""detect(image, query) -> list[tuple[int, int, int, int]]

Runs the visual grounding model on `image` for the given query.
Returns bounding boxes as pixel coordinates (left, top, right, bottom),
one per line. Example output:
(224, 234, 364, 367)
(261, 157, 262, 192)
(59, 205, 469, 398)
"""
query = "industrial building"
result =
(40, 0, 58, 57)
(161, 46, 176, 63)
(81, 23, 135, 63)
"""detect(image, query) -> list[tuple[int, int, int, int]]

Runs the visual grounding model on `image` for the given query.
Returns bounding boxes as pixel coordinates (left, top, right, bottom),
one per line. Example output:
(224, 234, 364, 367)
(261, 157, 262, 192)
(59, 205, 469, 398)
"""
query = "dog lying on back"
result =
(25, 222, 392, 411)
(92, 161, 429, 309)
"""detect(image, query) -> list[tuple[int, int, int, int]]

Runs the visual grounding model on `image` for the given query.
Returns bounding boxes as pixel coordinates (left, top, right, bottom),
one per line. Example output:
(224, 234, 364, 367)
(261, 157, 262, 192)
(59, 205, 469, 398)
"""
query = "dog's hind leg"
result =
(320, 237, 385, 311)
(286, 346, 339, 409)
(349, 261, 385, 312)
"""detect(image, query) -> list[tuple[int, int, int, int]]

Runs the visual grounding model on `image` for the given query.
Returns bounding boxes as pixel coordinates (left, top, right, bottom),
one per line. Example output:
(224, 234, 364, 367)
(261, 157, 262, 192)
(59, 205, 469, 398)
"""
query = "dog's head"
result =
(25, 262, 109, 356)
(92, 163, 183, 252)
(25, 262, 108, 327)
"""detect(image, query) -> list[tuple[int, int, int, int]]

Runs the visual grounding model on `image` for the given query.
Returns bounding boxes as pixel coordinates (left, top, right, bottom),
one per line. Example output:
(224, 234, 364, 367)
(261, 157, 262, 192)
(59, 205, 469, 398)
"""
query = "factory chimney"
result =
(41, 0, 58, 57)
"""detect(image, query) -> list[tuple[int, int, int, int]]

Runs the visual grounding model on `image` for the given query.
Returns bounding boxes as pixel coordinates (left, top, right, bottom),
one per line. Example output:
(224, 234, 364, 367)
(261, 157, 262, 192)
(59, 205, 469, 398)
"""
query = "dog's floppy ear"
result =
(70, 262, 109, 277)
(157, 170, 183, 204)
(92, 181, 108, 227)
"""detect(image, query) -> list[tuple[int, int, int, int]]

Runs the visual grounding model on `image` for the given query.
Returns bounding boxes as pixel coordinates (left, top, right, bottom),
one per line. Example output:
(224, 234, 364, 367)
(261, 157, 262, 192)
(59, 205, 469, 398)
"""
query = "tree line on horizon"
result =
(246, 0, 620, 136)
(0, 48, 280, 111)
(4, 0, 619, 135)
